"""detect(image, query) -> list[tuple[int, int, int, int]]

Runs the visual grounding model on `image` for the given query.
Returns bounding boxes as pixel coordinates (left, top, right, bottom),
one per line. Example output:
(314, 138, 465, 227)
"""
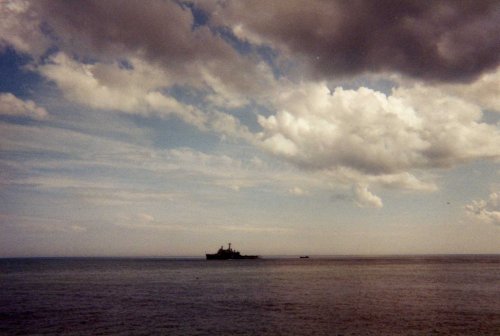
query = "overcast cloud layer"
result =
(0, 0, 499, 256)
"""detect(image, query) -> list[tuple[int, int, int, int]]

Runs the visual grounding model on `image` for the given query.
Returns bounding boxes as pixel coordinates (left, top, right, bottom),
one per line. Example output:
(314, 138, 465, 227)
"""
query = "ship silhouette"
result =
(206, 243, 259, 260)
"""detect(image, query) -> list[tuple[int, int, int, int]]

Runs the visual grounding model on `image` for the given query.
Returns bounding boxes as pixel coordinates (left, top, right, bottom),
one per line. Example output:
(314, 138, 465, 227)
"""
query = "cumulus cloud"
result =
(38, 53, 173, 114)
(465, 192, 500, 225)
(0, 93, 48, 119)
(37, 53, 254, 140)
(258, 82, 500, 176)
(255, 81, 500, 206)
(207, 0, 500, 82)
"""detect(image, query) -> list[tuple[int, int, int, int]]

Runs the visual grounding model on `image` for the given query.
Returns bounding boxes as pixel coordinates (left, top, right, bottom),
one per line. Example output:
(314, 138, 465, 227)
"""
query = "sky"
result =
(0, 0, 499, 257)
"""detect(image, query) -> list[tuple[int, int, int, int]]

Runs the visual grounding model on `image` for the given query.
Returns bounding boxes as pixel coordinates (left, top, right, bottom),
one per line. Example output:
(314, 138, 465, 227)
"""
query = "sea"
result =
(1, 255, 499, 335)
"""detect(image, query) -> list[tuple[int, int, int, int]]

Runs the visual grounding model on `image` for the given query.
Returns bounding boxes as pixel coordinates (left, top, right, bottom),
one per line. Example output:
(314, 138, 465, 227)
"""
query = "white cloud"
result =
(144, 91, 207, 127)
(0, 93, 48, 119)
(321, 167, 437, 194)
(0, 121, 326, 201)
(38, 53, 171, 114)
(200, 60, 278, 109)
(255, 81, 500, 206)
(434, 66, 500, 113)
(352, 184, 383, 208)
(37, 53, 255, 141)
(465, 192, 500, 226)
(258, 82, 500, 176)
(366, 172, 437, 192)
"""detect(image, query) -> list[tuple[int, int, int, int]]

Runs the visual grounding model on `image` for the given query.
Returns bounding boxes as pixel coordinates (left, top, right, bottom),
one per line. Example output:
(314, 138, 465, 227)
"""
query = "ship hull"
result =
(206, 254, 259, 260)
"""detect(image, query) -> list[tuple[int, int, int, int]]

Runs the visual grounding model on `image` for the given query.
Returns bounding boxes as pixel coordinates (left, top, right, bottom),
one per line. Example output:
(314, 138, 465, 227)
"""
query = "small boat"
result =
(299, 256, 310, 259)
(206, 243, 259, 260)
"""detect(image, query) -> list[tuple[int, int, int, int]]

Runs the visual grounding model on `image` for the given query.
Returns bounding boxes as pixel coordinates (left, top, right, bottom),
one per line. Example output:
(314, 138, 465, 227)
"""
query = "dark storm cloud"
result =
(32, 0, 500, 83)
(209, 0, 500, 82)
(34, 0, 233, 69)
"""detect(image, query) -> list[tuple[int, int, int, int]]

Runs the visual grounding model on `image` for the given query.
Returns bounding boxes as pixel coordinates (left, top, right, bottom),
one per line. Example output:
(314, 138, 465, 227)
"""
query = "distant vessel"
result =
(300, 256, 310, 259)
(206, 243, 259, 260)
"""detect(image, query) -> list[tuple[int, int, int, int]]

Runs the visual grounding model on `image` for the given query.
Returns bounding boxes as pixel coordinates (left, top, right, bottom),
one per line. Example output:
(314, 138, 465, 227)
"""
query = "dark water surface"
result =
(1, 256, 499, 335)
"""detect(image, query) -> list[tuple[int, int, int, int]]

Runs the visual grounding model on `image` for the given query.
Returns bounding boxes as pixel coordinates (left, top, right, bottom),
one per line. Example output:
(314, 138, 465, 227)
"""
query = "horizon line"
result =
(1, 253, 499, 259)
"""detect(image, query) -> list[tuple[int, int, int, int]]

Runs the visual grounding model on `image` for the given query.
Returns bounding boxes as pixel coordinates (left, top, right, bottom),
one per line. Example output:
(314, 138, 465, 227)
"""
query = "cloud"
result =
(424, 66, 500, 113)
(255, 80, 500, 206)
(33, 0, 221, 64)
(0, 120, 324, 201)
(205, 0, 500, 82)
(27, 0, 275, 103)
(465, 192, 500, 226)
(0, 93, 48, 119)
(0, 0, 50, 56)
(114, 213, 190, 231)
(0, 213, 87, 233)
(353, 184, 383, 208)
(322, 168, 437, 194)
(36, 53, 254, 140)
(1, 0, 279, 115)
(0, 121, 149, 164)
(257, 82, 500, 176)
(2, 0, 498, 212)
(215, 224, 292, 234)
(37, 53, 177, 114)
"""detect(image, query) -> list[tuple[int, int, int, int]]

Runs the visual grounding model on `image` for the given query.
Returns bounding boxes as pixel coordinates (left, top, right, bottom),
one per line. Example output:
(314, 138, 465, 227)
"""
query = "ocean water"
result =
(1, 256, 499, 335)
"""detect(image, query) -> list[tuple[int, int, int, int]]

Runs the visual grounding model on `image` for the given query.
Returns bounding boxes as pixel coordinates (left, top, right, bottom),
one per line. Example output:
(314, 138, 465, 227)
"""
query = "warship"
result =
(206, 243, 259, 260)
